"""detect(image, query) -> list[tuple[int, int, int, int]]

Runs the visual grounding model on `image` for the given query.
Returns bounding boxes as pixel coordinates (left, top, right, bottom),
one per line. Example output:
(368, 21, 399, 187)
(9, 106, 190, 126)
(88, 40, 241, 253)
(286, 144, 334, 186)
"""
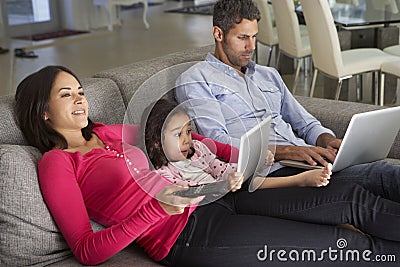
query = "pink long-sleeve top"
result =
(38, 123, 238, 265)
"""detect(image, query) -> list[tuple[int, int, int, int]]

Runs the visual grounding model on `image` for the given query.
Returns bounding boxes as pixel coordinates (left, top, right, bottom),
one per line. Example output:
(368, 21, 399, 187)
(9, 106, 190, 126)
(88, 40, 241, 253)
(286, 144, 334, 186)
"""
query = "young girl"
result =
(143, 99, 243, 196)
(143, 99, 333, 194)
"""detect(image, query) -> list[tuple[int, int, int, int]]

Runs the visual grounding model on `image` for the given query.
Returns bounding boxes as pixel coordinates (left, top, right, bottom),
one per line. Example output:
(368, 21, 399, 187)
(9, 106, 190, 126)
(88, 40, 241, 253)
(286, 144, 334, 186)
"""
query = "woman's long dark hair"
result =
(15, 65, 94, 153)
(142, 99, 190, 169)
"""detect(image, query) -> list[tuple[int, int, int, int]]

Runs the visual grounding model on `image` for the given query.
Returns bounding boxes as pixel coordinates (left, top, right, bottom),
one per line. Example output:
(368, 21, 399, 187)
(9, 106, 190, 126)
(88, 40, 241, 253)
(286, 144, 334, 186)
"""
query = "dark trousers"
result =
(161, 162, 400, 266)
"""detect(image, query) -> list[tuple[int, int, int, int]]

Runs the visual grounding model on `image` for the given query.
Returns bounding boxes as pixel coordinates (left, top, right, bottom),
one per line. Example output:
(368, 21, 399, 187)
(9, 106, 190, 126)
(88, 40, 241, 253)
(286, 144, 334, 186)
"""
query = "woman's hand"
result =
(156, 185, 204, 215)
(227, 172, 244, 192)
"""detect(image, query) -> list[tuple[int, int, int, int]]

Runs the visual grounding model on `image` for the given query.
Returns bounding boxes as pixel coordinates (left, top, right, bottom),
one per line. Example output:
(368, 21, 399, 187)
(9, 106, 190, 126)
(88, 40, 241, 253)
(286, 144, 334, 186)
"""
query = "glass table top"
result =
(296, 0, 400, 27)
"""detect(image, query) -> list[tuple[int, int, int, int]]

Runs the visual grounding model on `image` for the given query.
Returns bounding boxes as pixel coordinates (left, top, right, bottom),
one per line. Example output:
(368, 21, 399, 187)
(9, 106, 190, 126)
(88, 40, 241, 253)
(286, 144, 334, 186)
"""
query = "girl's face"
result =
(44, 71, 89, 135)
(162, 112, 192, 162)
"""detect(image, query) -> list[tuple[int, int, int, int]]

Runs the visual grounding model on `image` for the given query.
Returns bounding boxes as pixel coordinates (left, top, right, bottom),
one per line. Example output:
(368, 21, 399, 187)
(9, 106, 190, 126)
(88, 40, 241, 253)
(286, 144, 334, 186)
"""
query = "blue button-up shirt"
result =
(175, 53, 334, 173)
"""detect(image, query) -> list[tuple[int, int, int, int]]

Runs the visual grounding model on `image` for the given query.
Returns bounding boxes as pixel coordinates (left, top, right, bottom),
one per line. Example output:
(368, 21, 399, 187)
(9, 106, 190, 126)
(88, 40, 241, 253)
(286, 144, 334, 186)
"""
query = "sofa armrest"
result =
(295, 96, 400, 160)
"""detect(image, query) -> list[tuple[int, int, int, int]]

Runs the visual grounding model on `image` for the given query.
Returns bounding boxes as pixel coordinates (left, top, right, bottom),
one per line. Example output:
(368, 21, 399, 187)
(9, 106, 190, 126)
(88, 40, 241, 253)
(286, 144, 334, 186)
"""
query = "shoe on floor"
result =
(14, 48, 38, 58)
(0, 47, 9, 54)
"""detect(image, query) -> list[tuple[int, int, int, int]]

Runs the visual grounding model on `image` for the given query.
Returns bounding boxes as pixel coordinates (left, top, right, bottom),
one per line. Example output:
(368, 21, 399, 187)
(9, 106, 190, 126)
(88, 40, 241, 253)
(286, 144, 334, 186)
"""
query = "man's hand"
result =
(326, 138, 342, 151)
(317, 133, 342, 151)
(274, 145, 337, 167)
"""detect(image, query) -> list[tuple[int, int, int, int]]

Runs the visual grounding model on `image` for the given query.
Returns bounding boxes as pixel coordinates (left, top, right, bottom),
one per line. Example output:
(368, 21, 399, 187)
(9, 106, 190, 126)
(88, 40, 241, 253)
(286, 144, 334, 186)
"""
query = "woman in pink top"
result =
(14, 65, 400, 267)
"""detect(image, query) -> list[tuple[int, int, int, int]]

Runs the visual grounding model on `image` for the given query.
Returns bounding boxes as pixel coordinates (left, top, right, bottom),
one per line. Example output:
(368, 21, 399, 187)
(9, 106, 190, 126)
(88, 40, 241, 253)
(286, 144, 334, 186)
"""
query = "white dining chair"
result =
(371, 0, 399, 14)
(253, 0, 278, 66)
(383, 44, 400, 56)
(93, 0, 150, 31)
(301, 0, 398, 102)
(379, 61, 400, 106)
(271, 0, 312, 94)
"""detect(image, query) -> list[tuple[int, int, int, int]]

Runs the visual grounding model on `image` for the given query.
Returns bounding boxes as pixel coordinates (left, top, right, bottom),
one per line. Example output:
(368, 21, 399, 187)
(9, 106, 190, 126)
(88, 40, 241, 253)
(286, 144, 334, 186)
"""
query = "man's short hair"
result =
(213, 0, 261, 35)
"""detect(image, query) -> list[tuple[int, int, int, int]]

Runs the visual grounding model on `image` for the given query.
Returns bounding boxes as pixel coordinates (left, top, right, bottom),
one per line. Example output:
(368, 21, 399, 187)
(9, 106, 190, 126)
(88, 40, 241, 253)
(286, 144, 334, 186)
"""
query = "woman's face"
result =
(44, 71, 89, 134)
(162, 112, 193, 162)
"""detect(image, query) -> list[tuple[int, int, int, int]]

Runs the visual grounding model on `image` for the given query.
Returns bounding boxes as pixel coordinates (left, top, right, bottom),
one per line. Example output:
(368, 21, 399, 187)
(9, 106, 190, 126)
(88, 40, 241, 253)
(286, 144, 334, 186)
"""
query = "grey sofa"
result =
(1, 44, 399, 267)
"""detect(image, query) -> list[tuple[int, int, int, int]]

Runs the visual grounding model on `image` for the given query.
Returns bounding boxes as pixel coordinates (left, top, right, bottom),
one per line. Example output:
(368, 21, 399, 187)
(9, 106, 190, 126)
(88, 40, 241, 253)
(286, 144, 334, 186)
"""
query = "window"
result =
(6, 0, 50, 26)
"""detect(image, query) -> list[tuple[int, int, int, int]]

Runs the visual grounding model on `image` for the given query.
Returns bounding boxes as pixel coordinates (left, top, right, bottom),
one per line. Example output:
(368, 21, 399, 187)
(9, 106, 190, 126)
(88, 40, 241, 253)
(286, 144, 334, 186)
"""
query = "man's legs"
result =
(232, 181, 400, 242)
(332, 161, 400, 202)
(162, 197, 400, 267)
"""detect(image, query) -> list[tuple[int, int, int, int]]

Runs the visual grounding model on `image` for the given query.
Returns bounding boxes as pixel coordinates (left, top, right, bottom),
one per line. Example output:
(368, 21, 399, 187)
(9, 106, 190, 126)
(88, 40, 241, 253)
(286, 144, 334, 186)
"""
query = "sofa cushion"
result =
(0, 144, 71, 266)
(82, 78, 126, 124)
(0, 95, 28, 146)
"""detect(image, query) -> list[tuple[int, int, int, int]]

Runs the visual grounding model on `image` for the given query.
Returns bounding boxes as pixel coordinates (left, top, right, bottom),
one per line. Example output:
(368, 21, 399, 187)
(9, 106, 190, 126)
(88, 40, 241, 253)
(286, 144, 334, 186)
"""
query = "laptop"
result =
(237, 116, 272, 189)
(280, 106, 400, 172)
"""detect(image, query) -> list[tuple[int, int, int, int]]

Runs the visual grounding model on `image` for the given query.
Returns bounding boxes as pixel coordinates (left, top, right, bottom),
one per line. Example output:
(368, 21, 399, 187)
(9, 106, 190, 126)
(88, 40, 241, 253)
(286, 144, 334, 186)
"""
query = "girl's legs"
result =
(233, 180, 400, 242)
(162, 199, 399, 267)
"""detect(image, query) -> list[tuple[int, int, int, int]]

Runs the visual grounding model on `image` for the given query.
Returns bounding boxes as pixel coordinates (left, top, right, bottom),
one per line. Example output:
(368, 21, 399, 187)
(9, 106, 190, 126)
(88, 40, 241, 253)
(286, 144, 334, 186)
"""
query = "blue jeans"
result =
(332, 160, 400, 203)
(160, 162, 400, 266)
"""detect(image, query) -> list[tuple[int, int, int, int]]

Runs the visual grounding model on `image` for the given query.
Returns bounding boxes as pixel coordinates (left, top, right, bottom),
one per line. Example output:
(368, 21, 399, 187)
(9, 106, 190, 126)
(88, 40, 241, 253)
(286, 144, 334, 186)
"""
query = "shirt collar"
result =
(205, 52, 256, 77)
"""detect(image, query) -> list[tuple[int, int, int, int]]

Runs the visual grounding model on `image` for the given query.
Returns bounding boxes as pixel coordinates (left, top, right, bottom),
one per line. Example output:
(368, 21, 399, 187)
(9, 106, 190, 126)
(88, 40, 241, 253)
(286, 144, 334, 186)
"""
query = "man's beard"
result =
(222, 43, 252, 68)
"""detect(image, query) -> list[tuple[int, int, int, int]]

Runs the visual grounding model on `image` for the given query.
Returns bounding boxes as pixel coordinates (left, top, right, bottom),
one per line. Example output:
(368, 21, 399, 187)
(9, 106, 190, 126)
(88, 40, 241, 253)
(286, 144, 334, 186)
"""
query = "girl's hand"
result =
(156, 185, 204, 215)
(228, 172, 244, 192)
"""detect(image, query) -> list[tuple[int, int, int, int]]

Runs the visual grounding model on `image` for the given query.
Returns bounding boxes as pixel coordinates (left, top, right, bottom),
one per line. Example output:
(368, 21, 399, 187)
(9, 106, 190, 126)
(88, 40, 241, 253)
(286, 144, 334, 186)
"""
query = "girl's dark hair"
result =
(213, 0, 261, 36)
(15, 65, 94, 154)
(142, 98, 188, 169)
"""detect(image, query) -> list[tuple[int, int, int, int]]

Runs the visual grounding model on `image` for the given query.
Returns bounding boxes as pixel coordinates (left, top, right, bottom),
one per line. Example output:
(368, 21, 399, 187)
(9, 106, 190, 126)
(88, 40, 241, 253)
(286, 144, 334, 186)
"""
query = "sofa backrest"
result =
(296, 95, 400, 159)
(83, 78, 127, 125)
(124, 61, 198, 125)
(0, 95, 26, 145)
(94, 45, 214, 106)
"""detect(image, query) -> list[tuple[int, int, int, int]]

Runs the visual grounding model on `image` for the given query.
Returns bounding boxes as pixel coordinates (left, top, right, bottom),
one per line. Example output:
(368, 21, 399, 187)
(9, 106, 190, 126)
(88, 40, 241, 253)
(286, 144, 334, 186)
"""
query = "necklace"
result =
(105, 144, 140, 174)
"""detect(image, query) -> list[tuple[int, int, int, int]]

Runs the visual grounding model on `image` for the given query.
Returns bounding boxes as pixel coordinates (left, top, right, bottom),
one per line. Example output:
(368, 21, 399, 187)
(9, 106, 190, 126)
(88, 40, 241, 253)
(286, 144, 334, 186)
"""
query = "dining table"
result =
(296, 0, 400, 49)
(291, 0, 400, 103)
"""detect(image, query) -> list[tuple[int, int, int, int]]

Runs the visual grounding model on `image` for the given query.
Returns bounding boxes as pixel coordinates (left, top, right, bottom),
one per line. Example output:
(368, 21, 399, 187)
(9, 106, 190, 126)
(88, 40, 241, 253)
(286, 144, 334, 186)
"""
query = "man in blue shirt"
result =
(175, 5, 340, 173)
(175, 0, 399, 195)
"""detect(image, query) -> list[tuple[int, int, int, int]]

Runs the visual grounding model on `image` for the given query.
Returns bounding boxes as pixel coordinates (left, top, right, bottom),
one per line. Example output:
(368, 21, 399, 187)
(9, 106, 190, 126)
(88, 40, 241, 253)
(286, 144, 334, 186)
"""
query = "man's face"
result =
(220, 19, 258, 71)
